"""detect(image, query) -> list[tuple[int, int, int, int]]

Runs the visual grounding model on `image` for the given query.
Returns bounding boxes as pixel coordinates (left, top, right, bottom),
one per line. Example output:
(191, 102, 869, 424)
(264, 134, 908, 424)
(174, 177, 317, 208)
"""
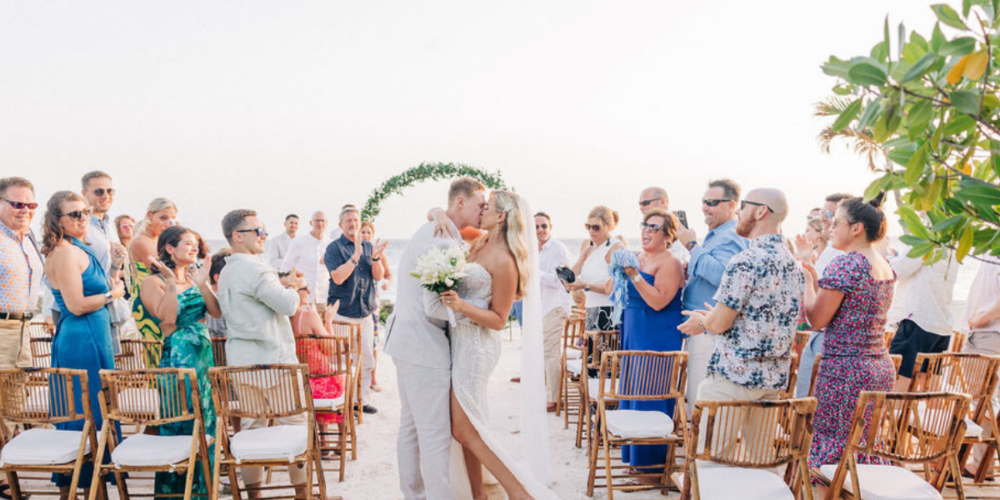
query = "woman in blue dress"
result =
(138, 225, 220, 496)
(618, 209, 685, 482)
(41, 191, 126, 499)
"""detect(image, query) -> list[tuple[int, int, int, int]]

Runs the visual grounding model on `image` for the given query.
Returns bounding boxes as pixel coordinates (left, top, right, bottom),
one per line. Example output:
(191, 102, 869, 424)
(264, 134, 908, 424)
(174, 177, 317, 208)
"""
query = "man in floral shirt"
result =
(679, 188, 805, 403)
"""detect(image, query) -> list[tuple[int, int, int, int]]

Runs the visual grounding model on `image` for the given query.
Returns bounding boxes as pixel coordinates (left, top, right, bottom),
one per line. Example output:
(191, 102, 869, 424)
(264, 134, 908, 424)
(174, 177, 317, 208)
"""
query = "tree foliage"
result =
(361, 162, 508, 221)
(819, 0, 1000, 263)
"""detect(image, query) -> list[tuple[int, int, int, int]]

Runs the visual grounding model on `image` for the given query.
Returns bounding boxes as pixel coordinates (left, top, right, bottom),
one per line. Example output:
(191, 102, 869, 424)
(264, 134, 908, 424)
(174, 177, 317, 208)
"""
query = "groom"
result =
(383, 177, 487, 500)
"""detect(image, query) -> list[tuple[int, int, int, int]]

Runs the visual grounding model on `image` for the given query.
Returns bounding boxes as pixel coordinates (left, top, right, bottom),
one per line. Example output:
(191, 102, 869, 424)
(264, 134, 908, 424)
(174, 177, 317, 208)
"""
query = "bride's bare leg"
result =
(450, 390, 534, 500)
(462, 446, 487, 500)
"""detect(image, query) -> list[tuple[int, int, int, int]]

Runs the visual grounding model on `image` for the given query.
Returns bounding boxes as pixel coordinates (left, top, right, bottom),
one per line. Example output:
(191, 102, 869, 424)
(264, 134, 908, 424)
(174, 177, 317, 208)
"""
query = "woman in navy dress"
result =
(41, 191, 126, 497)
(618, 209, 686, 479)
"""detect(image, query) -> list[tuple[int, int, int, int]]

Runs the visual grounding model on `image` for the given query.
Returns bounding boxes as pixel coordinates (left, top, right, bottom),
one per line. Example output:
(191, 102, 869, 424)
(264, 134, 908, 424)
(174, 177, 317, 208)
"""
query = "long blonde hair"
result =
(494, 190, 530, 300)
(134, 197, 178, 237)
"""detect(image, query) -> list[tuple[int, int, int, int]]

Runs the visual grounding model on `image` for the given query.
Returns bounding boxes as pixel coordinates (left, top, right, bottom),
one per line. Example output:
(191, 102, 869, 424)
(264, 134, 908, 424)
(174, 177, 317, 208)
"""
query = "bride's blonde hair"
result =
(490, 190, 530, 300)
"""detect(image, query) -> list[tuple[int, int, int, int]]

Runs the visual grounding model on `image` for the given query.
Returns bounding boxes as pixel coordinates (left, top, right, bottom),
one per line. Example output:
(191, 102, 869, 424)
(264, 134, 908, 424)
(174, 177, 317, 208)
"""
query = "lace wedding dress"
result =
(448, 262, 559, 500)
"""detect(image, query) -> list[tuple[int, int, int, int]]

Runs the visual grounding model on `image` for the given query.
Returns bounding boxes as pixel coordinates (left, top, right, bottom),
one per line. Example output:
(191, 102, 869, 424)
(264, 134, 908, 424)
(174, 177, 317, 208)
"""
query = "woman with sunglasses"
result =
(129, 197, 178, 367)
(41, 191, 126, 496)
(617, 208, 685, 483)
(139, 225, 220, 496)
(567, 205, 624, 331)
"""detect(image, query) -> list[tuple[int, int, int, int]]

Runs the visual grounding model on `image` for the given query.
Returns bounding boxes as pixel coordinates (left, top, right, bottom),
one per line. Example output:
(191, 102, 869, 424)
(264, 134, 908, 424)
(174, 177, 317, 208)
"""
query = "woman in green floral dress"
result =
(138, 225, 219, 495)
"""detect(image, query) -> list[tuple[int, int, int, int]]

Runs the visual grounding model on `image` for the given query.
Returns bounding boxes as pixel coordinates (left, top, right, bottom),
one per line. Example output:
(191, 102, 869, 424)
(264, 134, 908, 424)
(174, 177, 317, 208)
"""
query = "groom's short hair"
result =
(448, 177, 486, 206)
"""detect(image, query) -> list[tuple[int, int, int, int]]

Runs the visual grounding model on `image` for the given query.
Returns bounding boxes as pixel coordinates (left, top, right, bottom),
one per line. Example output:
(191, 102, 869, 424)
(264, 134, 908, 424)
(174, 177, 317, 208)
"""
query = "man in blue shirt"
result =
(676, 179, 748, 413)
(326, 206, 388, 414)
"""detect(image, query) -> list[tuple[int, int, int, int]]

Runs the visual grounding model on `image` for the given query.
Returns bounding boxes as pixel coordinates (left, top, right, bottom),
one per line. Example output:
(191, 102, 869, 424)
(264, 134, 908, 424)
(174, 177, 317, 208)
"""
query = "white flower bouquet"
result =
(410, 245, 468, 326)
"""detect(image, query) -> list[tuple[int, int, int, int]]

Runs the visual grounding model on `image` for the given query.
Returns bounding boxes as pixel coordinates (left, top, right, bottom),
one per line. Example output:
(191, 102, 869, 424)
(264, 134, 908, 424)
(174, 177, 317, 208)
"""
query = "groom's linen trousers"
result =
(394, 357, 457, 500)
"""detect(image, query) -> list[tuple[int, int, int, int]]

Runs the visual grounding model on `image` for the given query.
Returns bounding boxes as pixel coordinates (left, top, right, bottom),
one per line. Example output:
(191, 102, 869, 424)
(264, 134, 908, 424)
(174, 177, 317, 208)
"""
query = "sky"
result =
(1, 0, 946, 240)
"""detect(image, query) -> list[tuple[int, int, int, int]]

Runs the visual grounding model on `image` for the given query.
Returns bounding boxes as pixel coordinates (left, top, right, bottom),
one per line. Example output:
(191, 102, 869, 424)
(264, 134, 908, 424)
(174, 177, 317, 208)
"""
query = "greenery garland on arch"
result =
(361, 162, 509, 221)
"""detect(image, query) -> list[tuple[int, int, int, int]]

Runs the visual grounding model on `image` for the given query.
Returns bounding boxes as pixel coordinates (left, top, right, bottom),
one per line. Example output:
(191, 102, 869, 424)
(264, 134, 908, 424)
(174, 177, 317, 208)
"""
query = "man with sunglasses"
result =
(534, 211, 571, 412)
(639, 186, 689, 264)
(81, 170, 128, 354)
(674, 179, 748, 413)
(0, 176, 43, 371)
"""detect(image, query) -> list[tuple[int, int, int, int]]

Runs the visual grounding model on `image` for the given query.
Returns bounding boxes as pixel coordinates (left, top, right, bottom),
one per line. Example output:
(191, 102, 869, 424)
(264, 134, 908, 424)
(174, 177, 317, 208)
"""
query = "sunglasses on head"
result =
(702, 198, 731, 207)
(236, 227, 268, 238)
(638, 197, 662, 208)
(536, 224, 549, 230)
(61, 208, 92, 221)
(92, 188, 114, 197)
(741, 200, 774, 213)
(641, 222, 663, 232)
(584, 223, 602, 232)
(3, 199, 39, 210)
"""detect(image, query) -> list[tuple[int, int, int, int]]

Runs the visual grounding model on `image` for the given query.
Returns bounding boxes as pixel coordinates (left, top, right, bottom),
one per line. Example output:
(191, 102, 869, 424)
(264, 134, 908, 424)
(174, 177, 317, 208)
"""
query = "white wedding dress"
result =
(448, 262, 560, 500)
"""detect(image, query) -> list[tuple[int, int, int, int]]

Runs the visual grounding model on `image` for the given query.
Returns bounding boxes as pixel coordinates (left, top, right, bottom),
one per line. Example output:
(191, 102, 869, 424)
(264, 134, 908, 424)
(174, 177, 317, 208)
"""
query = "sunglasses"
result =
(61, 208, 92, 221)
(641, 222, 663, 232)
(820, 210, 835, 219)
(638, 197, 662, 208)
(3, 199, 39, 210)
(535, 224, 549, 230)
(741, 200, 774, 213)
(92, 188, 115, 197)
(584, 224, 602, 232)
(236, 227, 268, 238)
(702, 198, 731, 207)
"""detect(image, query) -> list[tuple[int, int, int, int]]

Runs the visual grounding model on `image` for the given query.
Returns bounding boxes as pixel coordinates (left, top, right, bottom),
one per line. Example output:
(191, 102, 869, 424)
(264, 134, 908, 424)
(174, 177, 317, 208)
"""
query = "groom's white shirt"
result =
(383, 221, 459, 368)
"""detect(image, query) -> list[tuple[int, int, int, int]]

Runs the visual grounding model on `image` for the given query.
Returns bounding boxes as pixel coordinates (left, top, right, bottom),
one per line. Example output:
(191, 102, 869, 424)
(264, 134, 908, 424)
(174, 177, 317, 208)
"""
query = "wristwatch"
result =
(686, 240, 698, 251)
(583, 284, 591, 292)
(350, 256, 359, 265)
(372, 256, 381, 262)
(104, 291, 114, 304)
(631, 274, 642, 284)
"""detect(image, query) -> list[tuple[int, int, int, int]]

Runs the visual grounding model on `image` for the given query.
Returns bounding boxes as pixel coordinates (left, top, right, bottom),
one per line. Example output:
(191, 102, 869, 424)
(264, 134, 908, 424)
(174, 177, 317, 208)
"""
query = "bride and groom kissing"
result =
(382, 177, 559, 500)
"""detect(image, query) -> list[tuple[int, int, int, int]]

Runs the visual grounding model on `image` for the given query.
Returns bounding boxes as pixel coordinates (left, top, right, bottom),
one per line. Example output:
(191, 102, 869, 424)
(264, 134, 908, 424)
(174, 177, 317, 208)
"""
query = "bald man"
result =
(639, 186, 689, 264)
(280, 210, 331, 315)
(678, 188, 805, 404)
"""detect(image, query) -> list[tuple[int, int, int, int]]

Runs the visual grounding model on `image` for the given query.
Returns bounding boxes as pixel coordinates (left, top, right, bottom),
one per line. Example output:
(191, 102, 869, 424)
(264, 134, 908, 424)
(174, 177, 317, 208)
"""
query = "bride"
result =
(433, 190, 559, 500)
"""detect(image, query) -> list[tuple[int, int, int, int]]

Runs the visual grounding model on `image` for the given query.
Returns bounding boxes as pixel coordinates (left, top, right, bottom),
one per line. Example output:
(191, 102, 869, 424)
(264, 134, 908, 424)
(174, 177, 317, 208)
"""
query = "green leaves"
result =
(940, 37, 977, 56)
(949, 90, 981, 114)
(902, 52, 940, 81)
(848, 63, 888, 86)
(933, 3, 968, 29)
(360, 162, 508, 221)
(833, 99, 863, 131)
(906, 144, 929, 184)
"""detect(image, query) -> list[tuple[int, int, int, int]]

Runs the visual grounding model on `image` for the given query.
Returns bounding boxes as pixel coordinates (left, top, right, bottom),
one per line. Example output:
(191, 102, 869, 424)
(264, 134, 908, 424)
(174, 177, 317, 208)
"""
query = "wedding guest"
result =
(638, 186, 689, 263)
(797, 217, 826, 265)
(802, 195, 895, 471)
(281, 211, 330, 317)
(673, 179, 747, 413)
(809, 207, 822, 218)
(678, 188, 804, 404)
(886, 239, 957, 391)
(81, 171, 128, 353)
(960, 260, 1000, 476)
(567, 206, 624, 331)
(326, 206, 387, 414)
(130, 197, 178, 367)
(535, 212, 572, 412)
(292, 286, 345, 456)
(619, 209, 685, 480)
(42, 191, 126, 496)
(794, 192, 851, 398)
(216, 209, 326, 500)
(206, 248, 231, 339)
(115, 215, 135, 249)
(328, 204, 355, 241)
(265, 213, 298, 269)
(360, 220, 390, 392)
(139, 225, 219, 495)
(0, 177, 43, 372)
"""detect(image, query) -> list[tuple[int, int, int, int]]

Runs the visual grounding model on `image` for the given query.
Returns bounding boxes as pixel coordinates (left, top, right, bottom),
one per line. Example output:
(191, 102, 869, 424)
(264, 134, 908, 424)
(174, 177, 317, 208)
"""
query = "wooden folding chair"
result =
(27, 323, 52, 339)
(908, 352, 1000, 486)
(808, 353, 902, 397)
(793, 330, 813, 356)
(114, 339, 163, 371)
(556, 315, 585, 422)
(328, 321, 363, 427)
(577, 329, 621, 451)
(949, 331, 968, 353)
(208, 364, 326, 500)
(673, 398, 817, 500)
(0, 368, 101, 500)
(884, 328, 898, 350)
(210, 338, 227, 368)
(29, 337, 52, 369)
(588, 350, 688, 498)
(811, 391, 971, 500)
(89, 368, 212, 500)
(294, 333, 353, 481)
(780, 353, 801, 400)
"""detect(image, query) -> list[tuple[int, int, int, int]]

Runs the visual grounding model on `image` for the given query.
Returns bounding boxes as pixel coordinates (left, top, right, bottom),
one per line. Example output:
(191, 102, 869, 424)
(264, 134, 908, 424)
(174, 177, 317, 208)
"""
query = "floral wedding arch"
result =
(360, 162, 509, 222)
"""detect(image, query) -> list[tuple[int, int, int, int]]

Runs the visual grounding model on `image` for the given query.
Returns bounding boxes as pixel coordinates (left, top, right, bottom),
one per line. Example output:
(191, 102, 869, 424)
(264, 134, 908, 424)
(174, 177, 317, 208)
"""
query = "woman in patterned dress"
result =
(802, 194, 896, 470)
(130, 197, 178, 367)
(139, 225, 219, 495)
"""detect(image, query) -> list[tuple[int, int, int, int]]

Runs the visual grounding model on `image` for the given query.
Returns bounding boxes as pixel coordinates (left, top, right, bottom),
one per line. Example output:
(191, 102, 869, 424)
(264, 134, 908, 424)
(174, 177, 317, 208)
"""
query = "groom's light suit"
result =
(383, 221, 460, 500)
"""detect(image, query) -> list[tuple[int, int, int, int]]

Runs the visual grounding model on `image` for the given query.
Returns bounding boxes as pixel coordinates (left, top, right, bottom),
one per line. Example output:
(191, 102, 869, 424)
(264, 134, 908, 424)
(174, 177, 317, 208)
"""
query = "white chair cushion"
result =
(566, 359, 583, 376)
(605, 410, 674, 439)
(117, 388, 160, 416)
(230, 425, 308, 462)
(680, 463, 793, 500)
(587, 378, 618, 401)
(965, 417, 984, 439)
(565, 347, 583, 360)
(112, 434, 197, 467)
(0, 428, 90, 466)
(313, 394, 346, 409)
(818, 464, 942, 500)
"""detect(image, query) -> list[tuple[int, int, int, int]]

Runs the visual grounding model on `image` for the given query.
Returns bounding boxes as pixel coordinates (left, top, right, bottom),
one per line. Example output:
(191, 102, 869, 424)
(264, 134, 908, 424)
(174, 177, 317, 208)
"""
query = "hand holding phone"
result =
(676, 210, 689, 229)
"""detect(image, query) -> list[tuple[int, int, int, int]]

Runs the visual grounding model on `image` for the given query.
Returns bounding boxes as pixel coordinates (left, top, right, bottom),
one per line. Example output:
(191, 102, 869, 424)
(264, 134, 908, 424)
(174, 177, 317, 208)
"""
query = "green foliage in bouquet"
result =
(818, 0, 1000, 264)
(362, 162, 509, 222)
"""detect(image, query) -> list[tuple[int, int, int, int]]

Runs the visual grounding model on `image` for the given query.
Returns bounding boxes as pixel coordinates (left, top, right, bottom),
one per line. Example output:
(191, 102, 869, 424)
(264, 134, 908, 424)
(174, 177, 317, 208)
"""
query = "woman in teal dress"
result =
(138, 225, 220, 495)
(41, 191, 128, 495)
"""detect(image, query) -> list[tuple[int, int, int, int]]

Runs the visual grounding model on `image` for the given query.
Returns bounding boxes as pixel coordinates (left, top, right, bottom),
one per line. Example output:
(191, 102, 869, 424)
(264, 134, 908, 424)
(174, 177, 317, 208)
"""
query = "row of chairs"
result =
(556, 312, 1000, 499)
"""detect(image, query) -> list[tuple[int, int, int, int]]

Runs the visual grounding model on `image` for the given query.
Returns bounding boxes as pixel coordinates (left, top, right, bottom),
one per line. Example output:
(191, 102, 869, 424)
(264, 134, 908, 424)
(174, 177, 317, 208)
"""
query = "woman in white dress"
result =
(436, 190, 558, 500)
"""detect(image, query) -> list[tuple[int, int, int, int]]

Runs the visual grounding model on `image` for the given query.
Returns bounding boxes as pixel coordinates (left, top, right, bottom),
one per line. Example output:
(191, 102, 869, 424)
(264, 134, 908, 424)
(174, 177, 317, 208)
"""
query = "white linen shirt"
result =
(217, 253, 299, 366)
(538, 238, 572, 316)
(265, 232, 294, 269)
(887, 249, 957, 336)
(963, 261, 1000, 334)
(814, 245, 846, 278)
(280, 233, 330, 304)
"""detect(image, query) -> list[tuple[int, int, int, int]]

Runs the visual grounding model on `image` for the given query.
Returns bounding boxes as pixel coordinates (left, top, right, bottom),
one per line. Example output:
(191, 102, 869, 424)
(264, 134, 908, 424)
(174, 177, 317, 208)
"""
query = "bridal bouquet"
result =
(410, 245, 468, 326)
